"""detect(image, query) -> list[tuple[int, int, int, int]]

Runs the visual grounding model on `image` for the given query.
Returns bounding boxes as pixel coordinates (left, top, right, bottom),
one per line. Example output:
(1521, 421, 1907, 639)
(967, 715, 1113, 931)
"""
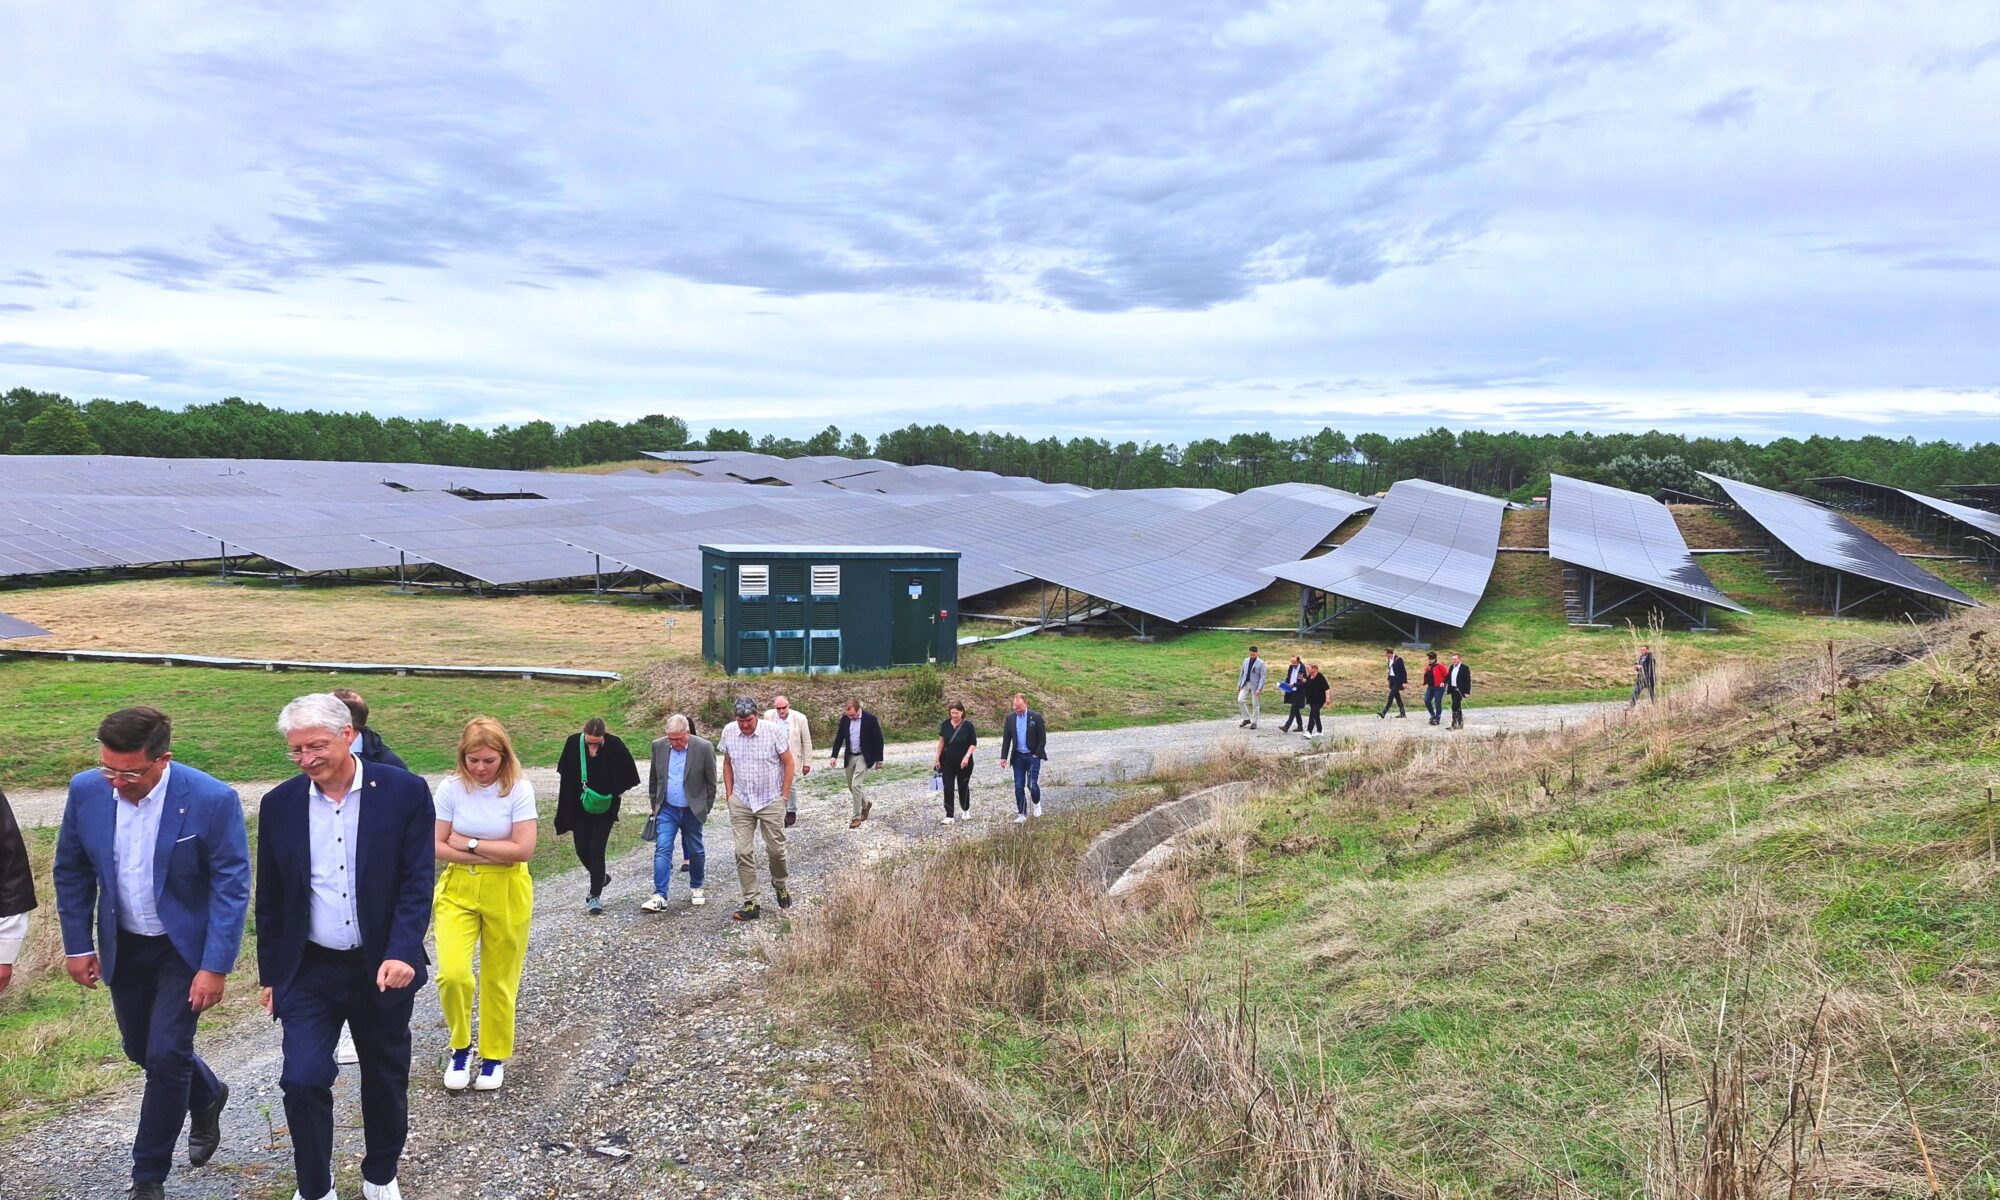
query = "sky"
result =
(2, 1, 1998, 447)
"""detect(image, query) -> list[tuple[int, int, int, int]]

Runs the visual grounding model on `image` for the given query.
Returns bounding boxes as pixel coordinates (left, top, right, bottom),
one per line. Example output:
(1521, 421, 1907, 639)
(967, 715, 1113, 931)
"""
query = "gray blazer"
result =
(649, 735, 719, 822)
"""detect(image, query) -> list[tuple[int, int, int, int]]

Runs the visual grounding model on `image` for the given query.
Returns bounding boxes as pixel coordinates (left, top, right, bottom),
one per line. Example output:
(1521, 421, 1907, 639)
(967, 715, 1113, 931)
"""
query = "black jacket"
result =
(555, 732, 642, 833)
(0, 786, 36, 920)
(998, 709, 1049, 761)
(1385, 655, 1407, 688)
(830, 711, 885, 767)
(1448, 663, 1473, 695)
(355, 726, 408, 772)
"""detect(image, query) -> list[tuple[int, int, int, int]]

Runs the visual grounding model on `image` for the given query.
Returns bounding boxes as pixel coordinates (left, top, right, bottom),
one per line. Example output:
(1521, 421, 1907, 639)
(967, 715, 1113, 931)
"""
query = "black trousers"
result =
(108, 930, 224, 1183)
(1380, 684, 1405, 717)
(277, 944, 416, 1194)
(571, 809, 617, 896)
(1449, 689, 1466, 727)
(1306, 704, 1324, 734)
(940, 759, 973, 816)
(1280, 696, 1305, 730)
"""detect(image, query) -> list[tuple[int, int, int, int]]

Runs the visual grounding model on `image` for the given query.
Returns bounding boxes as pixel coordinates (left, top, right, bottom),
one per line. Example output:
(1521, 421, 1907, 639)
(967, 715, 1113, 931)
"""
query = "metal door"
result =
(889, 571, 936, 665)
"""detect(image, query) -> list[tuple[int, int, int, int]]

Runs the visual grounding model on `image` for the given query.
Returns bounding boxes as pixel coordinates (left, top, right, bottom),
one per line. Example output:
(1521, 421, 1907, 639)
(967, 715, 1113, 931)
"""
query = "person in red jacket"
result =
(1421, 651, 1449, 726)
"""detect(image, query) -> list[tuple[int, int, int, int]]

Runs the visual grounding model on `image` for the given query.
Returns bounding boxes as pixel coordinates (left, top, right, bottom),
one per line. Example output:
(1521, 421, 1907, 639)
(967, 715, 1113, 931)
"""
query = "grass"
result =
(0, 799, 647, 1134)
(777, 609, 2000, 1197)
(0, 658, 635, 788)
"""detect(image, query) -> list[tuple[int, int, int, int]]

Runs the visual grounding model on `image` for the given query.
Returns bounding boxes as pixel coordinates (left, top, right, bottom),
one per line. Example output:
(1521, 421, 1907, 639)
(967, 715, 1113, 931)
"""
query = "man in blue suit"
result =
(257, 692, 434, 1200)
(54, 706, 250, 1200)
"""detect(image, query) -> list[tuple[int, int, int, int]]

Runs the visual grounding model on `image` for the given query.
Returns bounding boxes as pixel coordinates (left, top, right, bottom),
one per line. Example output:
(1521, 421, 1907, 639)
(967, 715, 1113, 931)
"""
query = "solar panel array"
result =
(1260, 479, 1507, 627)
(1810, 476, 2000, 544)
(1022, 483, 1377, 623)
(0, 453, 1363, 619)
(1548, 475, 1746, 613)
(1701, 473, 1979, 608)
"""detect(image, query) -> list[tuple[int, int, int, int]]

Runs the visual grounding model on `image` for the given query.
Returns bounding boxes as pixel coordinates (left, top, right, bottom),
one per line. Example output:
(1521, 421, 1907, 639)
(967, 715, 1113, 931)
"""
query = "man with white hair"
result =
(643, 714, 717, 913)
(256, 693, 434, 1200)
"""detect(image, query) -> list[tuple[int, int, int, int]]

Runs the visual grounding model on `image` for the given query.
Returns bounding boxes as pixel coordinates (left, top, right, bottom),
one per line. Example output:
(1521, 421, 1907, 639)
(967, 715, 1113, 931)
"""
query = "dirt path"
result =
(6, 702, 1619, 1199)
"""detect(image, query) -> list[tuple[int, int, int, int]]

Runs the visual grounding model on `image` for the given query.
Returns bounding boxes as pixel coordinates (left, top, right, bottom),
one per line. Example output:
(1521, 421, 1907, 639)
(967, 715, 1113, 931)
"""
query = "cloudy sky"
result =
(3, 2, 1997, 446)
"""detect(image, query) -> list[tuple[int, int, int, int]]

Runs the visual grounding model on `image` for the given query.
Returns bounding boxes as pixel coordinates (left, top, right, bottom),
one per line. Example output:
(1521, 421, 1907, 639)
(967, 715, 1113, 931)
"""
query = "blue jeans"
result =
(654, 804, 706, 896)
(1010, 754, 1043, 814)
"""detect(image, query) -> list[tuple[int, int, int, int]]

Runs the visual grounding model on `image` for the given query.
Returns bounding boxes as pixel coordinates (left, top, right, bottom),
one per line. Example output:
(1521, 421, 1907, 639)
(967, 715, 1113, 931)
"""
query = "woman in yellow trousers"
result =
(432, 717, 538, 1092)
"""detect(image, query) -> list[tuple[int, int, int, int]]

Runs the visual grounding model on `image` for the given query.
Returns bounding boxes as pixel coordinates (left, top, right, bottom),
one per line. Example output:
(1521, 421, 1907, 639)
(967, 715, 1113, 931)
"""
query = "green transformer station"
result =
(700, 545, 961, 675)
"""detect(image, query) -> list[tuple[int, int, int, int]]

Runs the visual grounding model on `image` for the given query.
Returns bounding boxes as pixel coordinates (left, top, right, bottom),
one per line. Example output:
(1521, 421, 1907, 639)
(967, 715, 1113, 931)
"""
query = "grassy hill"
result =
(781, 610, 2000, 1197)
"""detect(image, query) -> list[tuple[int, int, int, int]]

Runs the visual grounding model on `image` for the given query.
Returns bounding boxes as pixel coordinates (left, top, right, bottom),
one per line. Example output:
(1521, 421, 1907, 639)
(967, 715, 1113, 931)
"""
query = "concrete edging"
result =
(1079, 780, 1253, 893)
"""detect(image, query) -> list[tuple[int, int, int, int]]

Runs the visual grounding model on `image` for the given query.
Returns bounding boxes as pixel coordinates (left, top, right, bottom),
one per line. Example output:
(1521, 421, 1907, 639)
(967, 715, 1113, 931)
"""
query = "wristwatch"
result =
(467, 838, 481, 853)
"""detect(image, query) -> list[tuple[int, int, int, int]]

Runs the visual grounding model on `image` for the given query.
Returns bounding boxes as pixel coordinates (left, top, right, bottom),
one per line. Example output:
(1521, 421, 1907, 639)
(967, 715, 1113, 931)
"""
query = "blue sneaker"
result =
(586, 893, 603, 916)
(444, 1046, 473, 1091)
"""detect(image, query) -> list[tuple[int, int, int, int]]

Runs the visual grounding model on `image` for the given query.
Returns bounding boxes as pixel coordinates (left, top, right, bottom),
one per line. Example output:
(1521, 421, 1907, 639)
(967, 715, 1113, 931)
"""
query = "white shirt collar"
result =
(310, 756, 364, 805)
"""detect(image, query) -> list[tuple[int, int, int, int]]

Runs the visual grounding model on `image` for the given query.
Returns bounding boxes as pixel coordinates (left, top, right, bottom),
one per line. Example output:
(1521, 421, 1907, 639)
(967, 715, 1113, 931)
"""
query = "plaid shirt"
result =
(720, 718, 791, 811)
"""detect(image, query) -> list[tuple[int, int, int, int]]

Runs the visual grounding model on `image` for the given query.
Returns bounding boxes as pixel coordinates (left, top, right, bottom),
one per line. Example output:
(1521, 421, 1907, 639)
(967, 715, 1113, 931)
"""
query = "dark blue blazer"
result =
(52, 764, 250, 985)
(255, 763, 435, 1008)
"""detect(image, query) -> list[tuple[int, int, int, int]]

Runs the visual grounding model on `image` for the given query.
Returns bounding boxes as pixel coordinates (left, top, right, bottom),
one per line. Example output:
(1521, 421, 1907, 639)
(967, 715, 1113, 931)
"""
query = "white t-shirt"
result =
(434, 775, 538, 839)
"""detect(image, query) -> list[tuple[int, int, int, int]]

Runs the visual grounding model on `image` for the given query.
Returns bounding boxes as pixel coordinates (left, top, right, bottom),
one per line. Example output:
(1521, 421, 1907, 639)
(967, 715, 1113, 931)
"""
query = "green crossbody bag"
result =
(579, 738, 617, 815)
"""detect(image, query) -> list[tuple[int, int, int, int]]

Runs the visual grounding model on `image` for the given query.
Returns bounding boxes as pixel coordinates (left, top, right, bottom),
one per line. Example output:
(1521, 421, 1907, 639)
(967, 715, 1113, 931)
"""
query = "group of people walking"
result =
(0, 683, 926, 1200)
(925, 692, 1052, 825)
(1238, 644, 1478, 732)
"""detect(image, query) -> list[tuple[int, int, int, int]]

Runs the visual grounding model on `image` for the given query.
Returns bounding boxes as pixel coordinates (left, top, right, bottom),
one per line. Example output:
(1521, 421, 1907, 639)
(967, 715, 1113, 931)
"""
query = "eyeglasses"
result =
(286, 741, 336, 760)
(97, 766, 153, 783)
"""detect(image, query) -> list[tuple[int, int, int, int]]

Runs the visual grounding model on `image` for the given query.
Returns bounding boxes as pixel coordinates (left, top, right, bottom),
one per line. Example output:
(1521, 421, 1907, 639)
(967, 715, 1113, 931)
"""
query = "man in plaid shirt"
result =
(718, 697, 796, 921)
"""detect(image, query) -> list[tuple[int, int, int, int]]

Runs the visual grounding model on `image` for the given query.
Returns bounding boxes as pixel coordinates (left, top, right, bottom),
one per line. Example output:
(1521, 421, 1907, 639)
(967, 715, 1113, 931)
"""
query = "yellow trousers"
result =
(434, 861, 533, 1061)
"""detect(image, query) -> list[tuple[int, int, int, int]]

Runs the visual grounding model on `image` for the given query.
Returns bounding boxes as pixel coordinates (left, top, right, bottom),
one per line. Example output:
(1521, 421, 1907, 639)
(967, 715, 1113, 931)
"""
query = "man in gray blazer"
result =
(1236, 645, 1268, 729)
(642, 715, 718, 912)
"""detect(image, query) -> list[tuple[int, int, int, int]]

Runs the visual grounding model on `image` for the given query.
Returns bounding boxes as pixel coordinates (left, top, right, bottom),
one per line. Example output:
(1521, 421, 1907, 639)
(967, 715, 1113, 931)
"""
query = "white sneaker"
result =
(293, 1187, 338, 1200)
(474, 1060, 505, 1091)
(335, 1025, 359, 1065)
(640, 893, 667, 913)
(1013, 814, 1028, 824)
(443, 1046, 472, 1091)
(941, 816, 955, 825)
(1031, 802, 1043, 817)
(690, 887, 705, 907)
(363, 1180, 403, 1200)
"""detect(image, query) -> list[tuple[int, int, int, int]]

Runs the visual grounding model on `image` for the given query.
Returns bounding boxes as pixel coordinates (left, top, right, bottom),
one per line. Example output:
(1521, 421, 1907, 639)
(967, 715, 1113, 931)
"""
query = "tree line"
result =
(4, 386, 1994, 500)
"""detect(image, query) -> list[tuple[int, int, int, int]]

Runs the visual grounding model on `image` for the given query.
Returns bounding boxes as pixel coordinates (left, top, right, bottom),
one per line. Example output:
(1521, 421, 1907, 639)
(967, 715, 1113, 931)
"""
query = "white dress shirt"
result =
(0, 913, 27, 966)
(114, 764, 170, 937)
(307, 759, 365, 950)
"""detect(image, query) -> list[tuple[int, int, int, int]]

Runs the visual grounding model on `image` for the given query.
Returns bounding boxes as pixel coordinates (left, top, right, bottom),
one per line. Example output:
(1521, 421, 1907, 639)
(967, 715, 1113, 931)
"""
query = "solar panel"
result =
(0, 609, 52, 639)
(1809, 476, 2000, 544)
(1701, 473, 1978, 609)
(1261, 479, 1506, 628)
(1548, 474, 1746, 613)
(1018, 483, 1377, 623)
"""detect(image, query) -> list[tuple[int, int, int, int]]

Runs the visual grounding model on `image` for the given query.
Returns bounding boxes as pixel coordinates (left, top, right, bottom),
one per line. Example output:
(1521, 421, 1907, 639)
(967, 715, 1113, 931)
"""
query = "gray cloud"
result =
(1691, 86, 1757, 125)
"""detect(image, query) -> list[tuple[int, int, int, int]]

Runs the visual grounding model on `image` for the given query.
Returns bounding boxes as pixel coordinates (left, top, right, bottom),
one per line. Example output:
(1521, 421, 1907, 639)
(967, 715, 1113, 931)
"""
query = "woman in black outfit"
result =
(1301, 664, 1331, 736)
(555, 717, 642, 914)
(934, 701, 978, 824)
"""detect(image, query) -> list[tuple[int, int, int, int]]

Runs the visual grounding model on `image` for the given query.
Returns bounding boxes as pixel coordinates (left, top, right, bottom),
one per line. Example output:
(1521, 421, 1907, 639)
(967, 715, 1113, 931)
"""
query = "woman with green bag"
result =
(554, 718, 642, 915)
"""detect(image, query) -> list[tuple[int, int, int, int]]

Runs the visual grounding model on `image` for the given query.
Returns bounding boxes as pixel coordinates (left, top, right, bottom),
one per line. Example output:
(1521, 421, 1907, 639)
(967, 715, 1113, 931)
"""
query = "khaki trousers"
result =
(843, 754, 870, 818)
(729, 797, 789, 903)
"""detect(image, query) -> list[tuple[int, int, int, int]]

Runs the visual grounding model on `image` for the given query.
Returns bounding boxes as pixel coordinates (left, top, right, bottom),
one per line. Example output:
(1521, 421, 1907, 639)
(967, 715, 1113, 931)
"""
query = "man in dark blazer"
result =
(1379, 648, 1408, 718)
(1446, 653, 1474, 730)
(53, 706, 249, 1200)
(828, 699, 885, 829)
(257, 693, 433, 1200)
(643, 714, 718, 911)
(333, 687, 408, 771)
(997, 693, 1049, 822)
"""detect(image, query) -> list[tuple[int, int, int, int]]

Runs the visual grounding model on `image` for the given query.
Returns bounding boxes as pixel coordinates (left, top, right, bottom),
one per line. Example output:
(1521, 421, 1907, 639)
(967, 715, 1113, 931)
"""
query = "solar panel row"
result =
(1260, 479, 1506, 628)
(1547, 474, 1746, 614)
(1701, 473, 1978, 609)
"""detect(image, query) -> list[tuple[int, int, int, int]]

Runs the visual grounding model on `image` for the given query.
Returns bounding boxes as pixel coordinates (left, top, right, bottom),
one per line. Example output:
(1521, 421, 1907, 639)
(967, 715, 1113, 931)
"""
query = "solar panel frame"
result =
(1260, 479, 1506, 628)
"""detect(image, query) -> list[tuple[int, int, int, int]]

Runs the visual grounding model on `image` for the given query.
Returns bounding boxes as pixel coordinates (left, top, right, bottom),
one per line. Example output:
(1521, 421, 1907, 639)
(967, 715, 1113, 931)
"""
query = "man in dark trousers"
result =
(1379, 648, 1408, 718)
(332, 687, 408, 771)
(1446, 653, 1474, 729)
(1277, 655, 1307, 732)
(1629, 644, 1657, 708)
(998, 692, 1049, 823)
(828, 699, 885, 829)
(258, 692, 434, 1200)
(53, 706, 249, 1200)
(0, 783, 35, 997)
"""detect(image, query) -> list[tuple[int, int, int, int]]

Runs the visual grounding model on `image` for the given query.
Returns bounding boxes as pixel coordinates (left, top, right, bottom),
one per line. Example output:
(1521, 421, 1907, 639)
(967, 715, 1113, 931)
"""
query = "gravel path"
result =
(6, 701, 1618, 1199)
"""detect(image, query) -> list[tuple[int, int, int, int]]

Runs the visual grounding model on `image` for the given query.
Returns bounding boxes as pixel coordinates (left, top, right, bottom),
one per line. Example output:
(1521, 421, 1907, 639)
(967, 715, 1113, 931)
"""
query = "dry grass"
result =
(0, 577, 690, 669)
(1500, 507, 1548, 548)
(1672, 505, 1750, 550)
